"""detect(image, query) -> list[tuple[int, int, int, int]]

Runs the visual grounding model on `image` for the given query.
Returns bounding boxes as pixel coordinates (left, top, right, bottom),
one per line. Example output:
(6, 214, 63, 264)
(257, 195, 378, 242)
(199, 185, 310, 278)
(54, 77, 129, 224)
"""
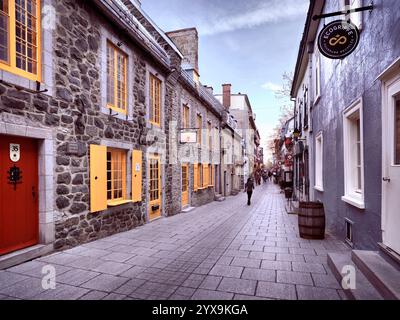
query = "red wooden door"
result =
(0, 135, 39, 255)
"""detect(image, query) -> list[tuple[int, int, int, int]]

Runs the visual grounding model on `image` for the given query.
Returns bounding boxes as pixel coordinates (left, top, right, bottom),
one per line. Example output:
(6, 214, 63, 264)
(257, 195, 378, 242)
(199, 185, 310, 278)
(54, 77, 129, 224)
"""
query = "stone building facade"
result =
(215, 85, 259, 188)
(167, 28, 225, 208)
(0, 0, 249, 267)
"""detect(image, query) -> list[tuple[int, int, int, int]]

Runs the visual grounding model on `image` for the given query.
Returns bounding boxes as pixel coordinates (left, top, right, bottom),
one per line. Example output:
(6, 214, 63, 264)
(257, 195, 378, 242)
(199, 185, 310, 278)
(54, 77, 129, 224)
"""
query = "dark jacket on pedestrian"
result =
(245, 178, 255, 193)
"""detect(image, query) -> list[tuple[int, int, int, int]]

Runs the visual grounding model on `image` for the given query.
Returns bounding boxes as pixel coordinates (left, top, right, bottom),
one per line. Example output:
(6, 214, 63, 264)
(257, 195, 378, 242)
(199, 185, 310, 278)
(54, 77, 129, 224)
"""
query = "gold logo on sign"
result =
(329, 34, 348, 46)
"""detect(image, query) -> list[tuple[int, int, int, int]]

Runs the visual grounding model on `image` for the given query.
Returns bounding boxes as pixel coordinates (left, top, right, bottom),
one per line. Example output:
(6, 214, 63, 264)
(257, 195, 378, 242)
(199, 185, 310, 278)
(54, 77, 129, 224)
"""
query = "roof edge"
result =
(290, 0, 325, 98)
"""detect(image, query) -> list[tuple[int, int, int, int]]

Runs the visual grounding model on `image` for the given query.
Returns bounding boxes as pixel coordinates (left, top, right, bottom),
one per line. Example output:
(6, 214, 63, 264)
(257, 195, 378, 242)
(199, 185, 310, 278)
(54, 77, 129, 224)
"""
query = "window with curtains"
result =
(107, 42, 127, 114)
(106, 148, 127, 204)
(149, 73, 161, 126)
(0, 0, 41, 81)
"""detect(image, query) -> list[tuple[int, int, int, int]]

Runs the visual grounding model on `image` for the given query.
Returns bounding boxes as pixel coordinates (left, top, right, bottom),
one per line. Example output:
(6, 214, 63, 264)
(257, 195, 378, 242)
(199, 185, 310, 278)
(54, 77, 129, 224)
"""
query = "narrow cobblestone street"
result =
(0, 183, 350, 300)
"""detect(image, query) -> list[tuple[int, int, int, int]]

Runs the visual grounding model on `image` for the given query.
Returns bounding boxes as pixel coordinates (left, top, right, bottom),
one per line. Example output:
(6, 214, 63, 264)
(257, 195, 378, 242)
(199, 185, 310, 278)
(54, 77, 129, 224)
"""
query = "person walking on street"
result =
(245, 176, 255, 206)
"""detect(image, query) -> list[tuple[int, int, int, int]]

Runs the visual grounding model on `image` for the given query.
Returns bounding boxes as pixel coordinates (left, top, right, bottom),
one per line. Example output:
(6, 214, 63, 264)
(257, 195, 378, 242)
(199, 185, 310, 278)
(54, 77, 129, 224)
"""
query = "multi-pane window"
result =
(298, 99, 303, 132)
(395, 95, 400, 165)
(0, 1, 9, 63)
(107, 149, 127, 203)
(182, 104, 190, 129)
(0, 0, 40, 81)
(149, 157, 160, 202)
(150, 74, 161, 126)
(304, 87, 309, 128)
(107, 42, 127, 114)
(197, 114, 202, 146)
(182, 165, 188, 193)
(343, 99, 365, 208)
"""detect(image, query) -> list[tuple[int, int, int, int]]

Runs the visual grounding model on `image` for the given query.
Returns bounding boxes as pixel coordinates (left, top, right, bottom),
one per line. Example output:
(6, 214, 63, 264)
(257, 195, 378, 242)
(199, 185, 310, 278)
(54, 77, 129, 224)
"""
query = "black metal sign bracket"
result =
(313, 1, 374, 21)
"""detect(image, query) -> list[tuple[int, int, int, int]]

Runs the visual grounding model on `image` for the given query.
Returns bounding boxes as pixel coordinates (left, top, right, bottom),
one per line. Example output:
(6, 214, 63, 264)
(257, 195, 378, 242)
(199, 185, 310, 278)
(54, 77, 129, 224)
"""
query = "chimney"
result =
(222, 84, 231, 109)
(166, 28, 199, 77)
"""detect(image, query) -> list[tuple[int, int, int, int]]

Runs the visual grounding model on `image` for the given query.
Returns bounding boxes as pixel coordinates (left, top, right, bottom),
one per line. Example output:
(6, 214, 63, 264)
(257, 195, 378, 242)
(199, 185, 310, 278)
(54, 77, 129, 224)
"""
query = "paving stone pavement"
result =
(0, 183, 350, 300)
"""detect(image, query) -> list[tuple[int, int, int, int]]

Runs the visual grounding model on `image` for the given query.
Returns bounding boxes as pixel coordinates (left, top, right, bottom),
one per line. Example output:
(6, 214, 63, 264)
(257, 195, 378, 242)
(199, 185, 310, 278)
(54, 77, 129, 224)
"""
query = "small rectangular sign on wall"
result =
(10, 143, 21, 162)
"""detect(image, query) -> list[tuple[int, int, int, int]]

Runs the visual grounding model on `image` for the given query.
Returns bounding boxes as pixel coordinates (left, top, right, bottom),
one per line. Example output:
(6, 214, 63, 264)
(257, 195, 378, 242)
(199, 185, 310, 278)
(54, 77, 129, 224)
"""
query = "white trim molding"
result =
(314, 52, 321, 106)
(342, 97, 365, 210)
(314, 131, 324, 192)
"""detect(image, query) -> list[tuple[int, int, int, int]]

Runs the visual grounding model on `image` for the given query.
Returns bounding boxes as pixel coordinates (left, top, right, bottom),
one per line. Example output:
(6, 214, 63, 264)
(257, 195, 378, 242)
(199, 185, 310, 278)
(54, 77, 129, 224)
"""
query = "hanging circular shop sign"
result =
(318, 20, 360, 60)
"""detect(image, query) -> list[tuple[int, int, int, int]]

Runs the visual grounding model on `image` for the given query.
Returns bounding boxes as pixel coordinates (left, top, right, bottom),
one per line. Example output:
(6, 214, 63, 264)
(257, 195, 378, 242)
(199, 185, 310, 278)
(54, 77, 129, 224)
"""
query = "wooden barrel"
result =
(298, 202, 325, 240)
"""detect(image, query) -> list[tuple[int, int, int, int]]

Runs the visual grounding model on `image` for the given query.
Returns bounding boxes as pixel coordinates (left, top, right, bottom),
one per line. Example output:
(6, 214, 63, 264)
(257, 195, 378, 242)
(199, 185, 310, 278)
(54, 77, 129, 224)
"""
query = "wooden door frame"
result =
(0, 135, 39, 255)
(0, 124, 55, 254)
(181, 163, 189, 208)
(148, 153, 162, 220)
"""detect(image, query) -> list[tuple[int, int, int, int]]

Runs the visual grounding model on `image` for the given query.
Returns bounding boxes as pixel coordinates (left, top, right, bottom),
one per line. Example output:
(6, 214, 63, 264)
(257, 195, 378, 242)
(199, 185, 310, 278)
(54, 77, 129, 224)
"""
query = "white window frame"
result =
(342, 98, 365, 209)
(315, 132, 324, 192)
(314, 53, 321, 105)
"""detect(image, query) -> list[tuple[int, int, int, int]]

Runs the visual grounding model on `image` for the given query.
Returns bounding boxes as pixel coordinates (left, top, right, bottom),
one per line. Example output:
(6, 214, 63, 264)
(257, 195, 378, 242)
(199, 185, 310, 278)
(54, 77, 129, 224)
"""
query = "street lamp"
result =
(293, 128, 301, 140)
(293, 128, 306, 142)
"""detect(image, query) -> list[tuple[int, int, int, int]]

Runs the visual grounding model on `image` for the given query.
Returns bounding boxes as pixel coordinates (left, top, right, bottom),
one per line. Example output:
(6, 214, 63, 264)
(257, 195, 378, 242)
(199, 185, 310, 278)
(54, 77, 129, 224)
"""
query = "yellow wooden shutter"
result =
(90, 145, 107, 213)
(203, 164, 208, 188)
(194, 164, 198, 191)
(132, 150, 143, 202)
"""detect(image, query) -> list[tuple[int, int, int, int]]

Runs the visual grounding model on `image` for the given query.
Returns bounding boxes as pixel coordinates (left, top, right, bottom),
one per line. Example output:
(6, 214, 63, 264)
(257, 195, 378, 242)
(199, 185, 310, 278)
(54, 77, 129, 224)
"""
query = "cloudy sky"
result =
(142, 0, 309, 160)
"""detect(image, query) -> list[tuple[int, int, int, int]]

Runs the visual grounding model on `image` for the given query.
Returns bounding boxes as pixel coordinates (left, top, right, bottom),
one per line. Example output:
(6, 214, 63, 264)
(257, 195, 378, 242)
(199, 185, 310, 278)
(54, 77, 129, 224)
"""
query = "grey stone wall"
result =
(0, 0, 223, 253)
(53, 0, 153, 249)
(312, 0, 400, 250)
(0, 0, 186, 251)
(191, 188, 216, 207)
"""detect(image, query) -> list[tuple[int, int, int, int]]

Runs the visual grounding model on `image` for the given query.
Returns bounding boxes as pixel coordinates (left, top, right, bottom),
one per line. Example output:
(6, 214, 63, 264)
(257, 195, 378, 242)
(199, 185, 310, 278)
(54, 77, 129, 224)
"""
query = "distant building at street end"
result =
(215, 85, 261, 188)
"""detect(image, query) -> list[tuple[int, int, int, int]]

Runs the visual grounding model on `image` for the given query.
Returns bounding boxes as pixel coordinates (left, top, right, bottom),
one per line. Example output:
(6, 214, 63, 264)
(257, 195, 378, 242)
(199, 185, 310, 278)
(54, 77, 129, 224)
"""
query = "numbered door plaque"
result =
(10, 143, 21, 162)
